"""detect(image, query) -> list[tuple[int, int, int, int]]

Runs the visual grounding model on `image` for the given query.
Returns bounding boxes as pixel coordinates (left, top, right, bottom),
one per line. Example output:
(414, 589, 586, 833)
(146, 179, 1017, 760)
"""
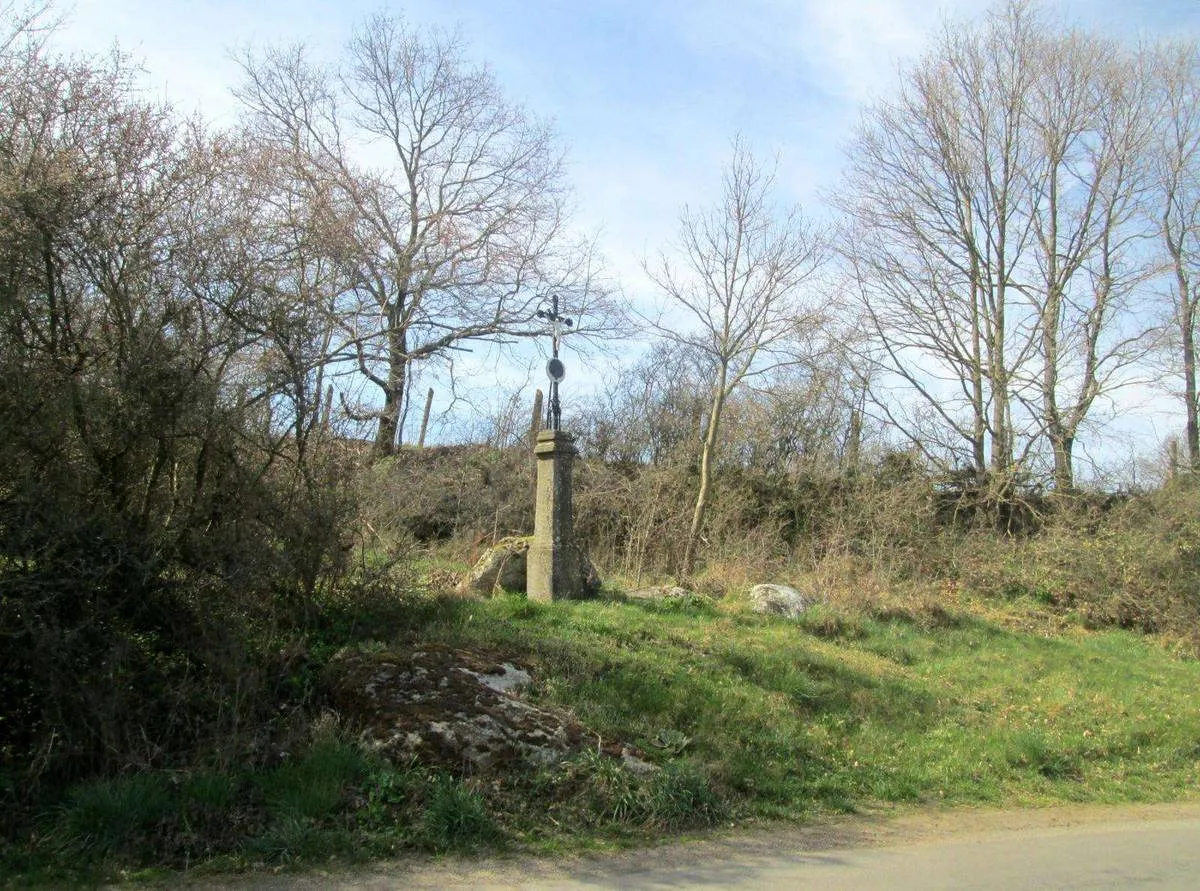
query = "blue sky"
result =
(52, 0, 1200, 462)
(59, 0, 1200, 291)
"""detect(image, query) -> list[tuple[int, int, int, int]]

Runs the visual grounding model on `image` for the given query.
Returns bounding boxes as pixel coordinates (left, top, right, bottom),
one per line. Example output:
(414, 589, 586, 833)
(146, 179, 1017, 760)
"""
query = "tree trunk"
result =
(844, 403, 862, 476)
(417, 387, 434, 448)
(1181, 297, 1198, 470)
(990, 274, 1012, 477)
(682, 366, 727, 577)
(318, 383, 332, 432)
(372, 325, 407, 458)
(373, 389, 401, 456)
(1051, 431, 1074, 494)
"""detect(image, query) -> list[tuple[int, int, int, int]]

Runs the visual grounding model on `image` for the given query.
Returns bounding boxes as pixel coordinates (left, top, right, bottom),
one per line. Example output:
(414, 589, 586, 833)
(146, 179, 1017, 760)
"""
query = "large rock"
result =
(327, 645, 640, 772)
(749, 583, 816, 619)
(457, 536, 601, 598)
(457, 536, 530, 596)
(578, 551, 603, 597)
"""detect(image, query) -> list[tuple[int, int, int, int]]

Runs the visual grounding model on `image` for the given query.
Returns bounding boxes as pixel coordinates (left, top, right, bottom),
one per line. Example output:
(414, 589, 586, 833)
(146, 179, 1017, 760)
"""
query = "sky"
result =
(49, 0, 1200, 464)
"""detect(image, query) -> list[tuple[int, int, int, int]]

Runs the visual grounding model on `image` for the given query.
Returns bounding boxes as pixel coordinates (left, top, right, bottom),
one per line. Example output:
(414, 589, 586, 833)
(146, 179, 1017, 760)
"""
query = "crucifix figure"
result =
(536, 294, 573, 430)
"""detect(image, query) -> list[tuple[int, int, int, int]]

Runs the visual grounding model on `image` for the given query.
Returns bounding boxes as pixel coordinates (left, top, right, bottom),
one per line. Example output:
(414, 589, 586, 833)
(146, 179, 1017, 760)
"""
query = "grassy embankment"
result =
(5, 582, 1199, 886)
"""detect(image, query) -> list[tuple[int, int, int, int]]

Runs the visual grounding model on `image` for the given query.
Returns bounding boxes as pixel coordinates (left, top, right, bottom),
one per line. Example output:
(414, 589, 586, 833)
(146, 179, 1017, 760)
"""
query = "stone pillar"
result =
(528, 429, 582, 601)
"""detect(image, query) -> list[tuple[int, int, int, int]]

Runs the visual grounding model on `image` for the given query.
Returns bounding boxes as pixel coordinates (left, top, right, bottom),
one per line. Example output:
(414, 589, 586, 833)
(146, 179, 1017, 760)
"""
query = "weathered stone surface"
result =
(749, 583, 816, 619)
(326, 645, 639, 773)
(456, 536, 599, 598)
(457, 536, 531, 596)
(579, 550, 602, 597)
(529, 430, 582, 600)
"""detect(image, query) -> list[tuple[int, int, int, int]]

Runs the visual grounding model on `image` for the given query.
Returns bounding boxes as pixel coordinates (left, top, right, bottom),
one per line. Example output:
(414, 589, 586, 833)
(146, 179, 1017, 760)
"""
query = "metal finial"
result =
(536, 295, 573, 430)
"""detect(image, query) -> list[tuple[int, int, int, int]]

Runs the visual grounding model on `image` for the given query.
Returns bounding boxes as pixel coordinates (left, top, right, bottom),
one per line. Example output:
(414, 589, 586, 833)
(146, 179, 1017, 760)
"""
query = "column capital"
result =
(534, 429, 576, 455)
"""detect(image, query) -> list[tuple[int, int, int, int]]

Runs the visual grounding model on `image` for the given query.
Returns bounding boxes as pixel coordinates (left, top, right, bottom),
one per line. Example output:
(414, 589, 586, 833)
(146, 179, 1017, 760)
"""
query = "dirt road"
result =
(188, 802, 1200, 890)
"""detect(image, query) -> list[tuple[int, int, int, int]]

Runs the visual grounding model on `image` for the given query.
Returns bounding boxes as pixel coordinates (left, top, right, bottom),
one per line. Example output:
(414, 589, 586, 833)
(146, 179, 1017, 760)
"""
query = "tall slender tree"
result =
(647, 139, 825, 575)
(836, 0, 1040, 480)
(1150, 41, 1200, 471)
(1021, 31, 1157, 492)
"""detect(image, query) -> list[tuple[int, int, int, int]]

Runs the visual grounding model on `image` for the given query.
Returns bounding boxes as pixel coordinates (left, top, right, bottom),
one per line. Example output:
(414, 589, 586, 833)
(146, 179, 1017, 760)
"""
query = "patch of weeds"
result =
(873, 600, 963, 631)
(259, 735, 367, 821)
(860, 765, 923, 802)
(173, 770, 245, 855)
(861, 636, 919, 666)
(359, 764, 419, 831)
(798, 604, 868, 640)
(1001, 731, 1082, 780)
(182, 771, 237, 815)
(420, 776, 496, 851)
(650, 728, 693, 756)
(645, 762, 727, 830)
(564, 751, 727, 832)
(635, 594, 720, 617)
(53, 772, 177, 862)
(238, 731, 371, 866)
(999, 581, 1057, 605)
(245, 815, 353, 864)
(494, 594, 546, 621)
(565, 750, 650, 826)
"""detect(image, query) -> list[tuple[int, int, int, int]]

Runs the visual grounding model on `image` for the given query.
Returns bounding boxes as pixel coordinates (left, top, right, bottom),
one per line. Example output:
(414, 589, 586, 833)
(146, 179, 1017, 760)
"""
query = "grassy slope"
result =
(7, 588, 1199, 884)
(420, 590, 1200, 817)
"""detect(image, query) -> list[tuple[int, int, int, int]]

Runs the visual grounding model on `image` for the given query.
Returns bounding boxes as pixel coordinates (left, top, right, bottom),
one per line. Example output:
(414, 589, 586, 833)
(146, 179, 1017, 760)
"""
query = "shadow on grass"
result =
(713, 644, 937, 729)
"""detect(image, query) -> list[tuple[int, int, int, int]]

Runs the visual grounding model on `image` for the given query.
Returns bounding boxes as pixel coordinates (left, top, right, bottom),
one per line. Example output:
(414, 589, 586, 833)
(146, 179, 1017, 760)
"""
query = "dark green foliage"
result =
(0, 32, 358, 804)
(54, 773, 177, 861)
(258, 735, 368, 820)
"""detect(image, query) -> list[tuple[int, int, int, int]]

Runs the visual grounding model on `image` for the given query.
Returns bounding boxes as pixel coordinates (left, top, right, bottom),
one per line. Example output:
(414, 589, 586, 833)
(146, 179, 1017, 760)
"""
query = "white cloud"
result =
(668, 0, 988, 104)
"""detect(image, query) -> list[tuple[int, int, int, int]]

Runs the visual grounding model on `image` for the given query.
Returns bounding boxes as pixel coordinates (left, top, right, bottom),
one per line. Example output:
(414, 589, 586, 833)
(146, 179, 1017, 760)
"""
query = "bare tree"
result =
(836, 1, 1042, 482)
(1150, 40, 1200, 470)
(837, 0, 1157, 492)
(574, 341, 710, 467)
(1020, 31, 1157, 492)
(646, 139, 825, 575)
(234, 12, 617, 457)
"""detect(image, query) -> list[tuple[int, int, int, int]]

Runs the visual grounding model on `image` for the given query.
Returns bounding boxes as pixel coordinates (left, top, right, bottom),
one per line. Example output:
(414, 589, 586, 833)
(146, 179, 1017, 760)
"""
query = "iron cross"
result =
(535, 294, 573, 430)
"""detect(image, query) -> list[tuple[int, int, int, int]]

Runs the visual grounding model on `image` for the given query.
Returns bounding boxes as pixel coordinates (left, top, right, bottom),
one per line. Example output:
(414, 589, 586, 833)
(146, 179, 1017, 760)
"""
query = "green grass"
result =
(424, 592, 1200, 816)
(421, 776, 497, 850)
(54, 773, 177, 861)
(6, 588, 1200, 884)
(258, 734, 368, 820)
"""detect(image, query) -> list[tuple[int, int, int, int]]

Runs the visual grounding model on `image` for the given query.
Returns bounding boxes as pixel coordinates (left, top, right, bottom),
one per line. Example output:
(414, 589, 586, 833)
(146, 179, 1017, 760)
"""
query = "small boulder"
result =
(750, 583, 816, 619)
(459, 537, 602, 599)
(457, 536, 530, 596)
(580, 552, 603, 597)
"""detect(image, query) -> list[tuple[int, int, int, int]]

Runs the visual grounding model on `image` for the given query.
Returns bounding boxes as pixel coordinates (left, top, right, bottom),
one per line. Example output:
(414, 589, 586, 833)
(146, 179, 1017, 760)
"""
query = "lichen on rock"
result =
(326, 645, 637, 773)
